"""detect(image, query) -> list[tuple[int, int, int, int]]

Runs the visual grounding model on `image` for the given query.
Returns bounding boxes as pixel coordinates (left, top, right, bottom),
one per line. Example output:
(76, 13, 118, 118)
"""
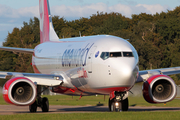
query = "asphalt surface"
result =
(0, 105, 180, 115)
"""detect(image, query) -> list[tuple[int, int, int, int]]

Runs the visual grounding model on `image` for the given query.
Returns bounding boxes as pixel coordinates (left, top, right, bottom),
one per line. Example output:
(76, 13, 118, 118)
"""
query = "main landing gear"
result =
(29, 97, 49, 112)
(29, 86, 49, 112)
(108, 91, 129, 112)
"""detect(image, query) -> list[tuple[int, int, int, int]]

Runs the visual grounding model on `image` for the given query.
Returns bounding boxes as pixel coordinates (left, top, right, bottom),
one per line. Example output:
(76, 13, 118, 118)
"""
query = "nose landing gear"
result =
(109, 91, 129, 112)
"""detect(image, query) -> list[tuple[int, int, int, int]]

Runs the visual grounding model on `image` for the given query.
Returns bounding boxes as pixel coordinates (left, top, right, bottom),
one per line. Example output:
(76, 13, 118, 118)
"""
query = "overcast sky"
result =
(0, 0, 180, 46)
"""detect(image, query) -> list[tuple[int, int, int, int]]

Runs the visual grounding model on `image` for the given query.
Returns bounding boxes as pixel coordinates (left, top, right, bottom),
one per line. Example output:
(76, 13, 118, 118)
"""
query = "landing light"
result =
(115, 102, 119, 106)
(55, 77, 60, 80)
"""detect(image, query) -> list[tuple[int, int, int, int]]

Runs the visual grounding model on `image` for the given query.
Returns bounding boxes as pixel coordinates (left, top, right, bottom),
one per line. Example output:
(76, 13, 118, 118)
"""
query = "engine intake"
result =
(3, 77, 37, 106)
(142, 74, 176, 103)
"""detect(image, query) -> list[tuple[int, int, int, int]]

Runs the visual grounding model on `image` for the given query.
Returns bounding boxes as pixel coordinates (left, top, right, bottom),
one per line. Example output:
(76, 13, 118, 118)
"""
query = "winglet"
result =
(39, 0, 59, 43)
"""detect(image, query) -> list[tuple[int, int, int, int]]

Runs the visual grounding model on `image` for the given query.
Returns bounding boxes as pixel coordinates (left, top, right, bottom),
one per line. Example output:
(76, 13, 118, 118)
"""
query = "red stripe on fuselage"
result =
(52, 86, 131, 96)
(96, 86, 131, 93)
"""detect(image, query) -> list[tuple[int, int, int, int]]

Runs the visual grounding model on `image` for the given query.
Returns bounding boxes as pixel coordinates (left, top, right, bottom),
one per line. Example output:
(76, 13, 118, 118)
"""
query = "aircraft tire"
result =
(110, 101, 116, 112)
(41, 97, 49, 112)
(122, 98, 129, 111)
(29, 100, 37, 112)
(109, 98, 120, 112)
(109, 97, 129, 112)
(108, 98, 111, 111)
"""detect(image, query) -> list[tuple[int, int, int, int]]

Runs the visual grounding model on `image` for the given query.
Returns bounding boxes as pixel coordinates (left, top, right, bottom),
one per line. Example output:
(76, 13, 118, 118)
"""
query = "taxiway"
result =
(0, 105, 180, 115)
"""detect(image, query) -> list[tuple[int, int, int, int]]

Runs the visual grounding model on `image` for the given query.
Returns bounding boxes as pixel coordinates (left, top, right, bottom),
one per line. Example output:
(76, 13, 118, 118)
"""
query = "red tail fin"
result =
(39, 0, 59, 43)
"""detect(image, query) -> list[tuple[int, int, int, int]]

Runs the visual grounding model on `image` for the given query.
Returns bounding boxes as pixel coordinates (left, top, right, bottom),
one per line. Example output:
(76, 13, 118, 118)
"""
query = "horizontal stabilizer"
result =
(0, 46, 34, 54)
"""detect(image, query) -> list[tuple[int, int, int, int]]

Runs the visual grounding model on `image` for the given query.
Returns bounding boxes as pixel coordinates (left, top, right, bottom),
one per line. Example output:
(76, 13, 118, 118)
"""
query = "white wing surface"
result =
(137, 67, 180, 82)
(0, 71, 63, 86)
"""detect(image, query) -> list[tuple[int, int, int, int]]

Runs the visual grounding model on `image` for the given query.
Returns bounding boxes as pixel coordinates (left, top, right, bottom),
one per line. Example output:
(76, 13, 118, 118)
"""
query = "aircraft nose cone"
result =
(117, 59, 138, 86)
(121, 65, 133, 76)
(101, 58, 138, 92)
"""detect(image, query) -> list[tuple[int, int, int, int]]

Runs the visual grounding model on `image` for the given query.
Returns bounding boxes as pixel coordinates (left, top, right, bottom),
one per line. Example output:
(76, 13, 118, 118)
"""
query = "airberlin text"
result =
(62, 43, 94, 67)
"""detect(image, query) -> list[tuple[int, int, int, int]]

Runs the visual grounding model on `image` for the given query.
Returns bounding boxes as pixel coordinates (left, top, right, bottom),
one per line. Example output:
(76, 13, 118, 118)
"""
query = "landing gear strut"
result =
(109, 92, 129, 112)
(29, 85, 49, 112)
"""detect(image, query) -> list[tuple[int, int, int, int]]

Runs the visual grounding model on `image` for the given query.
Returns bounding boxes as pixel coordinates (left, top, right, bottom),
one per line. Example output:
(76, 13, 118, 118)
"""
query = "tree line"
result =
(1, 6, 180, 84)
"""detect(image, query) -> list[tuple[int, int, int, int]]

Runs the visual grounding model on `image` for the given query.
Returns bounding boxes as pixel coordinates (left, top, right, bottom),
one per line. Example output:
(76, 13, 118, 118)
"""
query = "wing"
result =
(0, 46, 34, 54)
(137, 66, 180, 83)
(0, 71, 64, 86)
(0, 46, 65, 87)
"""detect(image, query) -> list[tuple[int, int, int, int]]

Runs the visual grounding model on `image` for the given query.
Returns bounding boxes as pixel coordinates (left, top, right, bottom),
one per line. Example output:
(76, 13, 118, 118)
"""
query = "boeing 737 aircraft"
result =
(0, 0, 180, 112)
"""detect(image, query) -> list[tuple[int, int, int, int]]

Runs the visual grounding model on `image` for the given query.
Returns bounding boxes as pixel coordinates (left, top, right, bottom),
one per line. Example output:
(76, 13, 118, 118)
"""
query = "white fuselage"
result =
(32, 35, 139, 95)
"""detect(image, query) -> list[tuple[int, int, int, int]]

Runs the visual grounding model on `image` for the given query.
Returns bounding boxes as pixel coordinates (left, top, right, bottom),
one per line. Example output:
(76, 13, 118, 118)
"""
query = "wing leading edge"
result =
(137, 66, 180, 83)
(0, 71, 64, 86)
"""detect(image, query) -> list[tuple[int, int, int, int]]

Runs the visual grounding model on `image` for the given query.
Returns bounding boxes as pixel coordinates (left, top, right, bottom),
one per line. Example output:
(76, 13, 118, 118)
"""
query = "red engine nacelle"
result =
(142, 74, 177, 103)
(3, 77, 37, 106)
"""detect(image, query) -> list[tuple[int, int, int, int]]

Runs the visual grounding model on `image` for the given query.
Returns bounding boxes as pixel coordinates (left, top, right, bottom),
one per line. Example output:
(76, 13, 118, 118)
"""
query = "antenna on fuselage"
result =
(79, 31, 81, 37)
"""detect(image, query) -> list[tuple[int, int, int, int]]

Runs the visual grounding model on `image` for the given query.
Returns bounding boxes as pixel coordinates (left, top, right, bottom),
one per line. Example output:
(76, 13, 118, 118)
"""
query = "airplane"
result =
(0, 0, 180, 112)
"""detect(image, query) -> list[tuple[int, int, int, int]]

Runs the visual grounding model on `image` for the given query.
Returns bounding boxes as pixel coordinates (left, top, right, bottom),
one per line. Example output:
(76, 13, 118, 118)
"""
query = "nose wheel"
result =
(109, 98, 129, 112)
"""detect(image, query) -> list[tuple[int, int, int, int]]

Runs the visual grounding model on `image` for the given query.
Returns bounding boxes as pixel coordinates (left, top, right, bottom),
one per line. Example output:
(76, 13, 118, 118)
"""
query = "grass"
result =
(0, 112, 180, 120)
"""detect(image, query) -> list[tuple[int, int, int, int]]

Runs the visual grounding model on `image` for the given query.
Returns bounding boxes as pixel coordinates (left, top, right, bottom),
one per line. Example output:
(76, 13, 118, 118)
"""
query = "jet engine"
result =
(142, 74, 177, 103)
(3, 77, 37, 106)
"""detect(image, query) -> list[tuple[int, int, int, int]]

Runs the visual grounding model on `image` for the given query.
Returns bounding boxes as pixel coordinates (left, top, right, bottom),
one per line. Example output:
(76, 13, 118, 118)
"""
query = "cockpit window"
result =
(100, 51, 134, 60)
(101, 52, 122, 60)
(100, 52, 109, 60)
(109, 52, 122, 57)
(133, 51, 138, 60)
(123, 52, 134, 57)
